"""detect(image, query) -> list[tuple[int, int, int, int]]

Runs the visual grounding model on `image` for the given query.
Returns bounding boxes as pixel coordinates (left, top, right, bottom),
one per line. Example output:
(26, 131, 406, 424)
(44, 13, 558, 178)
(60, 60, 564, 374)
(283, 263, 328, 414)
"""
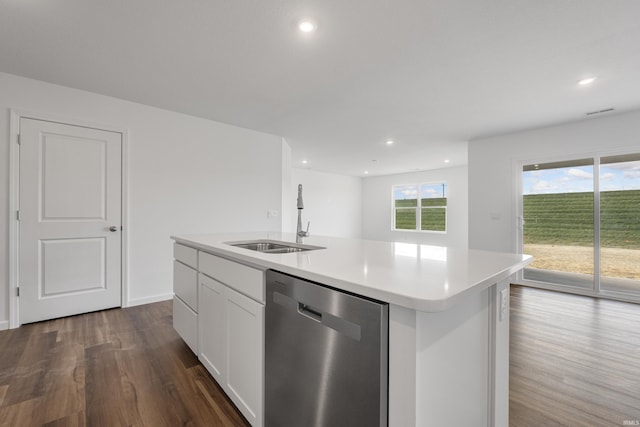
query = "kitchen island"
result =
(171, 232, 532, 427)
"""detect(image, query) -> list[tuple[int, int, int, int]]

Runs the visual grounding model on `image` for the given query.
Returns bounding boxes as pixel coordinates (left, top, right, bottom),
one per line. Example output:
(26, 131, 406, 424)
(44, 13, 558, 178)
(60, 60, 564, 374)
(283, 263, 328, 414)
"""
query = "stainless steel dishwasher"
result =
(265, 270, 389, 427)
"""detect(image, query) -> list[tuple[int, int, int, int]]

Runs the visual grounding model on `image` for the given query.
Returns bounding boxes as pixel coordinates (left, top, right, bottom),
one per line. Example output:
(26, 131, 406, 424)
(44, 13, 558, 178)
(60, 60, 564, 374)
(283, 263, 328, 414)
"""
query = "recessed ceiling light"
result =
(301, 159, 308, 164)
(298, 19, 317, 33)
(578, 77, 597, 86)
(364, 170, 369, 175)
(444, 159, 450, 163)
(385, 140, 394, 145)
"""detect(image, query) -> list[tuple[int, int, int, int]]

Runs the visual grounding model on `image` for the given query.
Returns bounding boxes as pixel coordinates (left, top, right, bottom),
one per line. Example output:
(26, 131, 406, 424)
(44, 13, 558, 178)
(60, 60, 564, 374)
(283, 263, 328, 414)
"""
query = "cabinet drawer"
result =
(174, 243, 198, 269)
(199, 252, 264, 303)
(173, 296, 198, 354)
(174, 260, 198, 311)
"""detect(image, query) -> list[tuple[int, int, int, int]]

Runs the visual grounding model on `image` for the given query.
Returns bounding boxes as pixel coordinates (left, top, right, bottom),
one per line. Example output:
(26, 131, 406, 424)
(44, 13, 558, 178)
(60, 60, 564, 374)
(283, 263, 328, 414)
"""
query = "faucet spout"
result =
(296, 184, 309, 243)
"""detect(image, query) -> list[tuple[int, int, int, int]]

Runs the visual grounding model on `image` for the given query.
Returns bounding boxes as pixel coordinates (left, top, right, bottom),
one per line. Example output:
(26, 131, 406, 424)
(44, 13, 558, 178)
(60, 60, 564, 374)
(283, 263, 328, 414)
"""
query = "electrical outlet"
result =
(500, 288, 508, 321)
(267, 210, 279, 218)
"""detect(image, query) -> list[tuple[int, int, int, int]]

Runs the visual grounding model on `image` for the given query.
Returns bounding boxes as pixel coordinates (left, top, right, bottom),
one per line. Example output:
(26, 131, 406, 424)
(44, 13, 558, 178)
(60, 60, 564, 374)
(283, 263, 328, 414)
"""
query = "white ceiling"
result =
(2, 0, 640, 176)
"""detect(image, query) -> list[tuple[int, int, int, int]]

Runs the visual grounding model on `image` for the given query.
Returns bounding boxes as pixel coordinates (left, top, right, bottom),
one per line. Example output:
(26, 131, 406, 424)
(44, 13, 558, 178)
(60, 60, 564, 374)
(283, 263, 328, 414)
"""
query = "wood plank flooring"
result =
(2, 288, 639, 426)
(0, 301, 249, 427)
(510, 285, 640, 427)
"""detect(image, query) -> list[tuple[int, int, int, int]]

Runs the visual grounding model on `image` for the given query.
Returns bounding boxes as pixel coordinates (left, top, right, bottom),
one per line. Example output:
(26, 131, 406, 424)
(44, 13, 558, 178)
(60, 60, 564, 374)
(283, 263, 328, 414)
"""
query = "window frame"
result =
(391, 181, 448, 233)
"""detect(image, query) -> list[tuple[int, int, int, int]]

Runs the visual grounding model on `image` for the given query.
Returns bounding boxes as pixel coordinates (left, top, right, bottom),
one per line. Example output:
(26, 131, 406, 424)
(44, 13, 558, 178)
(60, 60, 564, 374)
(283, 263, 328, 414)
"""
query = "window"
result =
(394, 184, 418, 230)
(393, 182, 447, 232)
(521, 153, 640, 297)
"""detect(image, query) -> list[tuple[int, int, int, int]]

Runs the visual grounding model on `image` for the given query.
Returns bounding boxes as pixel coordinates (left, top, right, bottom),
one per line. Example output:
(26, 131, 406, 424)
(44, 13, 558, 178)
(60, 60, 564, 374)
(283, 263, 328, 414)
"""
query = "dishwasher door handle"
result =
(272, 290, 362, 341)
(298, 302, 322, 322)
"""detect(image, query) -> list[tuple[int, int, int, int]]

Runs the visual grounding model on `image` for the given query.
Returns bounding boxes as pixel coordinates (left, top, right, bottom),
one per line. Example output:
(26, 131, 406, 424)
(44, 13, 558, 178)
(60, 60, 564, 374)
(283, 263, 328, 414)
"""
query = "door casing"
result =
(8, 109, 129, 328)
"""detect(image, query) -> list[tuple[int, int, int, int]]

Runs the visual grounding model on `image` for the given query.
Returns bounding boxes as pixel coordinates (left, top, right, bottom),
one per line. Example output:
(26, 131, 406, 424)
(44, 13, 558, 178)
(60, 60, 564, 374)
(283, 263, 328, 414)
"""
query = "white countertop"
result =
(171, 232, 532, 312)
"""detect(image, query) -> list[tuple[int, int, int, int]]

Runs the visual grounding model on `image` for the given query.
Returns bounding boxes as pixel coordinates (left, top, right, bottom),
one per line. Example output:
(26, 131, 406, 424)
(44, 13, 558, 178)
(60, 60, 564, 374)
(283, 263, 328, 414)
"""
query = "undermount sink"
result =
(225, 239, 325, 254)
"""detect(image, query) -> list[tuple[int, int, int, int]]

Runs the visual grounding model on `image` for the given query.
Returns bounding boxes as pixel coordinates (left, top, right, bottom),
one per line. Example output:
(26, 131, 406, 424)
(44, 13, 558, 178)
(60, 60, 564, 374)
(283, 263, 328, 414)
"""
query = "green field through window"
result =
(394, 184, 447, 231)
(524, 190, 640, 249)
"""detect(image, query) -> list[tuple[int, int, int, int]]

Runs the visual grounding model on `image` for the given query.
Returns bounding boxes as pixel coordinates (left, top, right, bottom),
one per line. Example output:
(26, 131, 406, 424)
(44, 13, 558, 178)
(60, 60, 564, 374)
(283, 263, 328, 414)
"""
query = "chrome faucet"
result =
(296, 184, 310, 243)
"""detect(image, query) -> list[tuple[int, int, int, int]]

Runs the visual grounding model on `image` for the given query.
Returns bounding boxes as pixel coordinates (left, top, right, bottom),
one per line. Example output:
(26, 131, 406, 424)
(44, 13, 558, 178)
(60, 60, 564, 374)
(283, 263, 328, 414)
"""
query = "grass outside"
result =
(523, 190, 640, 249)
(395, 198, 446, 231)
(523, 190, 639, 280)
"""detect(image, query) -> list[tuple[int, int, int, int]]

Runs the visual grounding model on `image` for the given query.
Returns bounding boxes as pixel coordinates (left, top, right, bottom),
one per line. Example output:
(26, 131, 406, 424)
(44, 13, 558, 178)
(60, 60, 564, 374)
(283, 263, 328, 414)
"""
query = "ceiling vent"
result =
(586, 108, 615, 117)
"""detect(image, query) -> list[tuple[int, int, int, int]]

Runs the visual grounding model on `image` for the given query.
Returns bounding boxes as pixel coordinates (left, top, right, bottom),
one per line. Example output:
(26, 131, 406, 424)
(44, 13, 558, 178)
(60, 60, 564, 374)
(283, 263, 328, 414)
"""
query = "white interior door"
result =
(19, 117, 122, 324)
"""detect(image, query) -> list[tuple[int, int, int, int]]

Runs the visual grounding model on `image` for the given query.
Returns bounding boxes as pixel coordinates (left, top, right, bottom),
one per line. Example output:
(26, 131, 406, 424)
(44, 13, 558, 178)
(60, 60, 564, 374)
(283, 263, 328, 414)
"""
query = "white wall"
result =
(288, 168, 363, 238)
(280, 143, 293, 232)
(0, 72, 288, 327)
(468, 109, 640, 253)
(362, 166, 469, 248)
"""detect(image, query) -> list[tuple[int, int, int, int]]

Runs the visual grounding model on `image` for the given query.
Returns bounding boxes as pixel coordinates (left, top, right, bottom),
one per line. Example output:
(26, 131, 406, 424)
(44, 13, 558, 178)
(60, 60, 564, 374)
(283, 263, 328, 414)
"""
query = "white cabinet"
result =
(173, 243, 199, 354)
(199, 251, 264, 303)
(198, 274, 226, 384)
(173, 296, 198, 354)
(225, 287, 264, 426)
(172, 242, 265, 427)
(174, 260, 198, 310)
(174, 243, 198, 269)
(197, 253, 265, 427)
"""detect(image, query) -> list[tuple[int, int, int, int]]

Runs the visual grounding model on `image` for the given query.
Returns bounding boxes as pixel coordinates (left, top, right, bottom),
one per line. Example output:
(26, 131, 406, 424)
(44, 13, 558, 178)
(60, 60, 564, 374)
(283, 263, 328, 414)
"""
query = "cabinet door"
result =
(198, 274, 226, 384)
(226, 287, 264, 427)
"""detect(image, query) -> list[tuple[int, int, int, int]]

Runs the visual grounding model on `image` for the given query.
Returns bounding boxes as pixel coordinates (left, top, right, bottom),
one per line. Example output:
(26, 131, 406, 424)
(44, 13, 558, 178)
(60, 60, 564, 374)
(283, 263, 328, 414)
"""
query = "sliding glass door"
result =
(521, 153, 640, 298)
(599, 154, 640, 295)
(522, 159, 595, 289)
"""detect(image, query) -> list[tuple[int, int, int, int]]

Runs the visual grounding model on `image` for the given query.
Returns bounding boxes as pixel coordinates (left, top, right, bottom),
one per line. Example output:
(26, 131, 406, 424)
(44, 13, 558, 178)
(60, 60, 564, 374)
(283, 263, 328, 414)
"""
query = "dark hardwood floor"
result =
(2, 287, 639, 426)
(0, 301, 249, 427)
(510, 285, 640, 427)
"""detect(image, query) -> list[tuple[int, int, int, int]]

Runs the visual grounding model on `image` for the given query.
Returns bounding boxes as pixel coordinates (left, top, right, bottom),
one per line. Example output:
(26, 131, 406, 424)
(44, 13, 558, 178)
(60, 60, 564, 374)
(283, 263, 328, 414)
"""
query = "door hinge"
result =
(17, 134, 21, 145)
(16, 210, 20, 221)
(16, 287, 20, 297)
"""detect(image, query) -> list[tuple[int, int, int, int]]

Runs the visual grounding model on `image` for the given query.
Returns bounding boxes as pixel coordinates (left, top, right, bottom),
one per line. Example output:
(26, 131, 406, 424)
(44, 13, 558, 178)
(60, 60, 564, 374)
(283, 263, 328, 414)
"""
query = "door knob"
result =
(109, 226, 119, 232)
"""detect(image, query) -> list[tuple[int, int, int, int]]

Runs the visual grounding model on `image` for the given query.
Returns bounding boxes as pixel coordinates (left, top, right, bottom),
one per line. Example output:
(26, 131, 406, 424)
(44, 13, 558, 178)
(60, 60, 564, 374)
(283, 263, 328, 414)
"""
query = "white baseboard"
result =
(126, 293, 173, 308)
(0, 320, 9, 331)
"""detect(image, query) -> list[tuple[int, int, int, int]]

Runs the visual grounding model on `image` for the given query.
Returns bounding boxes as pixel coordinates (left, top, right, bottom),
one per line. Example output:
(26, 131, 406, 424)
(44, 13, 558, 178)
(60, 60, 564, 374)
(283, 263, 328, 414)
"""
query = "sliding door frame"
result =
(515, 149, 640, 304)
